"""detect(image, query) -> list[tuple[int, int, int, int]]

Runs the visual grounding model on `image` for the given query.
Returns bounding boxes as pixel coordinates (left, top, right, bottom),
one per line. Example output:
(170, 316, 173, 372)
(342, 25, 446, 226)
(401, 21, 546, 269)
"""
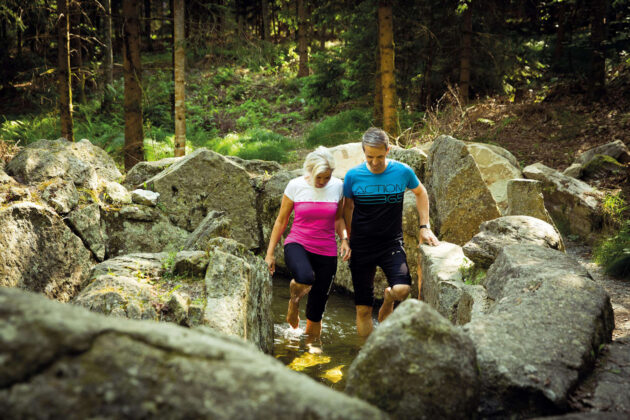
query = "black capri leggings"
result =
(284, 242, 337, 323)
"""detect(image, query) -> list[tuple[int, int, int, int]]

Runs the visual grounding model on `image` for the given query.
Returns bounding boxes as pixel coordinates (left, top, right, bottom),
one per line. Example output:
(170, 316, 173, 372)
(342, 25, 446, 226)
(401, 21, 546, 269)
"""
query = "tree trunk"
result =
(374, 24, 383, 127)
(70, 3, 86, 104)
(102, 0, 114, 110)
(588, 0, 608, 101)
(57, 0, 74, 142)
(261, 0, 270, 41)
(144, 0, 153, 51)
(174, 0, 186, 157)
(553, 2, 566, 64)
(459, 1, 472, 104)
(123, 0, 144, 171)
(297, 0, 308, 77)
(378, 0, 398, 137)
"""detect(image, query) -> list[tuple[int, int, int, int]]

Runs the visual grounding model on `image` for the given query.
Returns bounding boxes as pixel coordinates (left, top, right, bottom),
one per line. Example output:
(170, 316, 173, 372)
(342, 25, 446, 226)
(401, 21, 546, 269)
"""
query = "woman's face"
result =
(314, 170, 332, 188)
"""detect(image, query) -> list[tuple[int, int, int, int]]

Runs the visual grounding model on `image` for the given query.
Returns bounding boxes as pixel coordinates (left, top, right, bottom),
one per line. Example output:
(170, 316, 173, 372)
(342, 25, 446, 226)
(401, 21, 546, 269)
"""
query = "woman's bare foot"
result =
(286, 279, 311, 329)
(378, 287, 395, 322)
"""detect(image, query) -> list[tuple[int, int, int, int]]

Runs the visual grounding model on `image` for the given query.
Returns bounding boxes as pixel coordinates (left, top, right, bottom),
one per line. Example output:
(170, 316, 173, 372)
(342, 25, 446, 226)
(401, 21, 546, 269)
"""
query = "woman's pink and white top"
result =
(283, 176, 343, 257)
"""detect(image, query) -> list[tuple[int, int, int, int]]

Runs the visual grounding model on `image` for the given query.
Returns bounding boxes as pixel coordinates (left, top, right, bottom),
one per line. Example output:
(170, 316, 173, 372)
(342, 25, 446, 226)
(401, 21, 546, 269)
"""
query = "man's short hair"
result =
(303, 146, 336, 185)
(362, 127, 389, 150)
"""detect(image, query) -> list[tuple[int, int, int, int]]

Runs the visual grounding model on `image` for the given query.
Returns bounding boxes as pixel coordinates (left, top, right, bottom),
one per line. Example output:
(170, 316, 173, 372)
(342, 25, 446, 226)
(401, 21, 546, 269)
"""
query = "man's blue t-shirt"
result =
(343, 160, 419, 253)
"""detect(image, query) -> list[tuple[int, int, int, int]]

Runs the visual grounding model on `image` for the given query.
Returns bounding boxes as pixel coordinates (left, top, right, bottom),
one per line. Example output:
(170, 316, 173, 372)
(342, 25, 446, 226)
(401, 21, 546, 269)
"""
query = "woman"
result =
(265, 147, 351, 339)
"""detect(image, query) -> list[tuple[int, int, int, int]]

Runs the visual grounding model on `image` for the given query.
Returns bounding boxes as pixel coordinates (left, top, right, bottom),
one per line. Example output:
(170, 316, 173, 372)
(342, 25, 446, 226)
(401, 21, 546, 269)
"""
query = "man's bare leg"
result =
(378, 284, 411, 322)
(417, 262, 423, 300)
(304, 319, 322, 337)
(356, 305, 374, 337)
(287, 279, 312, 328)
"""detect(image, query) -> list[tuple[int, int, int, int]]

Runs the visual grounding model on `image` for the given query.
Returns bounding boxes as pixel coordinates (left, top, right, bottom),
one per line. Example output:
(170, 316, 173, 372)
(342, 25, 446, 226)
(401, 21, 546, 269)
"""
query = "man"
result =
(343, 127, 439, 337)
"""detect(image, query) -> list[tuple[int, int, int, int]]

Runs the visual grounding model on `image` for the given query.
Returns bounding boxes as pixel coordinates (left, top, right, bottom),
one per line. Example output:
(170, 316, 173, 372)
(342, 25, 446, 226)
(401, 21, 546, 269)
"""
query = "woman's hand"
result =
(340, 239, 351, 261)
(265, 254, 276, 275)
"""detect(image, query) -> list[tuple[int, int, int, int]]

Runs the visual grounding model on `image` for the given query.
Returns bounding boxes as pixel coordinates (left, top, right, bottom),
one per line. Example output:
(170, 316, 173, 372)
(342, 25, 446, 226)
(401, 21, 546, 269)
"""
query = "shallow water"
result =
(271, 276, 368, 391)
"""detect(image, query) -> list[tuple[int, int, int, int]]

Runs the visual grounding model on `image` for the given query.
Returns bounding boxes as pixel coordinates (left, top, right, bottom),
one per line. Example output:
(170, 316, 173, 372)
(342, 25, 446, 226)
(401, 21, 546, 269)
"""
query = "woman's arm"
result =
(265, 194, 294, 274)
(336, 198, 351, 261)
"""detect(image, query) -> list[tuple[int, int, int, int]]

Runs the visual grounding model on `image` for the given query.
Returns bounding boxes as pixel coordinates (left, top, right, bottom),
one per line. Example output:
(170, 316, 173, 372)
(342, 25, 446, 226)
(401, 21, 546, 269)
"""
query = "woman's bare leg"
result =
(287, 279, 312, 328)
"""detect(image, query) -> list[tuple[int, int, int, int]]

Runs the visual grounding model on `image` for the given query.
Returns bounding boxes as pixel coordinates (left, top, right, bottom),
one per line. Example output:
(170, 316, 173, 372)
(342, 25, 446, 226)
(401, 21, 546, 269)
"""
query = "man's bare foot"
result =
(378, 287, 395, 322)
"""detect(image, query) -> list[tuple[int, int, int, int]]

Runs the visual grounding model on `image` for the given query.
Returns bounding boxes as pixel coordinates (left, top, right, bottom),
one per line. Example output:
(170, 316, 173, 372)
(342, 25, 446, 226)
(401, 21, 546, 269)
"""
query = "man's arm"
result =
(343, 197, 354, 239)
(410, 183, 439, 246)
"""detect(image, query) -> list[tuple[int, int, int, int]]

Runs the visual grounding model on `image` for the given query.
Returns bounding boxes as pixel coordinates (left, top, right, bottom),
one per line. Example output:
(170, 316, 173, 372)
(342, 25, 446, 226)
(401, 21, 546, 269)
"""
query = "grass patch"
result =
(594, 219, 630, 279)
(204, 129, 297, 163)
(305, 108, 373, 147)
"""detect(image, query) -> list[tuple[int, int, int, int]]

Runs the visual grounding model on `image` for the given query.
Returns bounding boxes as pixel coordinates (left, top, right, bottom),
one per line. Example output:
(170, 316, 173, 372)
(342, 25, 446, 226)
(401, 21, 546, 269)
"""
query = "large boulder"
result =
(66, 203, 107, 261)
(523, 162, 603, 240)
(467, 143, 522, 213)
(463, 215, 565, 268)
(225, 155, 283, 175)
(464, 244, 614, 418)
(0, 287, 387, 420)
(506, 178, 557, 227)
(203, 238, 274, 354)
(6, 138, 121, 189)
(0, 202, 93, 301)
(345, 299, 479, 419)
(426, 135, 501, 245)
(388, 145, 428, 184)
(101, 203, 189, 257)
(328, 142, 365, 179)
(576, 140, 630, 166)
(183, 210, 232, 251)
(39, 177, 79, 214)
(145, 148, 260, 249)
(123, 157, 181, 189)
(418, 242, 487, 324)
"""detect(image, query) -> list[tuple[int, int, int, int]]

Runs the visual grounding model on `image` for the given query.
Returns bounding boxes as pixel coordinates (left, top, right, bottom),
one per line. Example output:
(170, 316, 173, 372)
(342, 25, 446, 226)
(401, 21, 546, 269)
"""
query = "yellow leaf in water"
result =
(288, 353, 331, 372)
(321, 365, 345, 384)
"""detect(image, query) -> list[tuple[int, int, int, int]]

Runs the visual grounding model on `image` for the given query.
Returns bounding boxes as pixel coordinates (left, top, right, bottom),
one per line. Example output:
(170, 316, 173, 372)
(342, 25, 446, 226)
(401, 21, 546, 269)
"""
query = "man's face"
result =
(363, 144, 389, 174)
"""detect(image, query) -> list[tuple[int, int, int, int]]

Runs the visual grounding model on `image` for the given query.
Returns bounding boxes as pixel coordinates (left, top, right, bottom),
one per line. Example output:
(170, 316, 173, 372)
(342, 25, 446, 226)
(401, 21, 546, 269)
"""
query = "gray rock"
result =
(123, 157, 181, 189)
(577, 139, 630, 165)
(0, 287, 387, 420)
(345, 299, 479, 419)
(463, 215, 565, 268)
(419, 242, 481, 324)
(101, 204, 189, 257)
(89, 252, 167, 280)
(0, 167, 13, 183)
(101, 180, 132, 204)
(6, 138, 120, 189)
(66, 203, 106, 261)
(456, 284, 489, 325)
(172, 250, 209, 277)
(145, 148, 260, 249)
(581, 154, 628, 183)
(506, 178, 557, 227)
(569, 337, 630, 414)
(563, 163, 583, 178)
(464, 244, 614, 418)
(131, 189, 160, 206)
(523, 162, 603, 241)
(40, 177, 79, 214)
(225, 155, 283, 175)
(183, 210, 232, 251)
(468, 142, 523, 213)
(0, 202, 93, 302)
(426, 135, 501, 245)
(163, 291, 190, 325)
(203, 238, 273, 354)
(388, 145, 428, 183)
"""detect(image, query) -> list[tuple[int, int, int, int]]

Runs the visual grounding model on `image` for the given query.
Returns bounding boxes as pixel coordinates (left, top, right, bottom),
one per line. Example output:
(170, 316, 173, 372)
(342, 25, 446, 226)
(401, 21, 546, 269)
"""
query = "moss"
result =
(582, 154, 625, 178)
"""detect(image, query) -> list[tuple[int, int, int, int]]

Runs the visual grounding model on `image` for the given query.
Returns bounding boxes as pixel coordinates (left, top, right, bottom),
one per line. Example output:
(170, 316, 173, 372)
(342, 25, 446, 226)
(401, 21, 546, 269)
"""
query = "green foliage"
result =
(305, 109, 373, 147)
(602, 191, 628, 228)
(594, 219, 630, 279)
(204, 129, 297, 163)
(460, 263, 486, 285)
(299, 48, 348, 116)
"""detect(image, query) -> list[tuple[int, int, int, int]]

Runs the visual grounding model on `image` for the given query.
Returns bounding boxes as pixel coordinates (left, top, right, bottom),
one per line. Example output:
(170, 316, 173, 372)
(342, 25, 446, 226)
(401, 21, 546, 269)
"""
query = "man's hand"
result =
(264, 254, 276, 275)
(340, 239, 352, 261)
(419, 227, 439, 246)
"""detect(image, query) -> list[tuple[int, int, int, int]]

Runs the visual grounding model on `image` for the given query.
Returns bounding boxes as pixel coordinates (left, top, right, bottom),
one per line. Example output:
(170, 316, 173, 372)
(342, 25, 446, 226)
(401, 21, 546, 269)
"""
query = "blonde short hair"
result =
(303, 146, 335, 185)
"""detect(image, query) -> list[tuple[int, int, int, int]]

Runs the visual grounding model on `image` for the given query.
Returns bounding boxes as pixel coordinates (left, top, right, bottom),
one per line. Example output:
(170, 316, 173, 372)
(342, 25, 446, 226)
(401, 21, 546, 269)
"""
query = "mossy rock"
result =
(582, 154, 627, 181)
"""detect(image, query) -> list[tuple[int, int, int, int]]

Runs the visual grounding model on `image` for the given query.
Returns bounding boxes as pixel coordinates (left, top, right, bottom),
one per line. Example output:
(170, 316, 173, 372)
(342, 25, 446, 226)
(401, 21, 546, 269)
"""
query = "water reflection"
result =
(272, 275, 367, 391)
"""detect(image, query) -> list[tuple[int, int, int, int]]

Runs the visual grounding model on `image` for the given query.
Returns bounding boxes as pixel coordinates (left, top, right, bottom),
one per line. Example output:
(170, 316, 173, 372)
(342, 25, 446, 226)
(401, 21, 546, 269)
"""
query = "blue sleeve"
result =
(406, 165, 420, 190)
(343, 172, 354, 198)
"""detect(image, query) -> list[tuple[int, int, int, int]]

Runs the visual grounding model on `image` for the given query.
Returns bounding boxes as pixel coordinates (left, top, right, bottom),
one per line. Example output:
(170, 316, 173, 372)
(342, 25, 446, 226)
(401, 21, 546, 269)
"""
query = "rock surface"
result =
(426, 135, 501, 245)
(145, 148, 260, 249)
(0, 202, 93, 301)
(66, 203, 106, 261)
(506, 178, 557, 227)
(345, 299, 479, 419)
(463, 215, 565, 268)
(576, 139, 630, 165)
(523, 162, 603, 240)
(123, 157, 180, 189)
(203, 238, 274, 354)
(464, 244, 615, 418)
(183, 210, 232, 251)
(0, 287, 387, 420)
(40, 177, 79, 214)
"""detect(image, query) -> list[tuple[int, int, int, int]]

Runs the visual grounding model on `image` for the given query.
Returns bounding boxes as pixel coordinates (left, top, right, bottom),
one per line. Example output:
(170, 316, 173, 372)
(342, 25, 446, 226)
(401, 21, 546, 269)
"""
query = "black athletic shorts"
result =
(284, 242, 337, 323)
(349, 241, 411, 307)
